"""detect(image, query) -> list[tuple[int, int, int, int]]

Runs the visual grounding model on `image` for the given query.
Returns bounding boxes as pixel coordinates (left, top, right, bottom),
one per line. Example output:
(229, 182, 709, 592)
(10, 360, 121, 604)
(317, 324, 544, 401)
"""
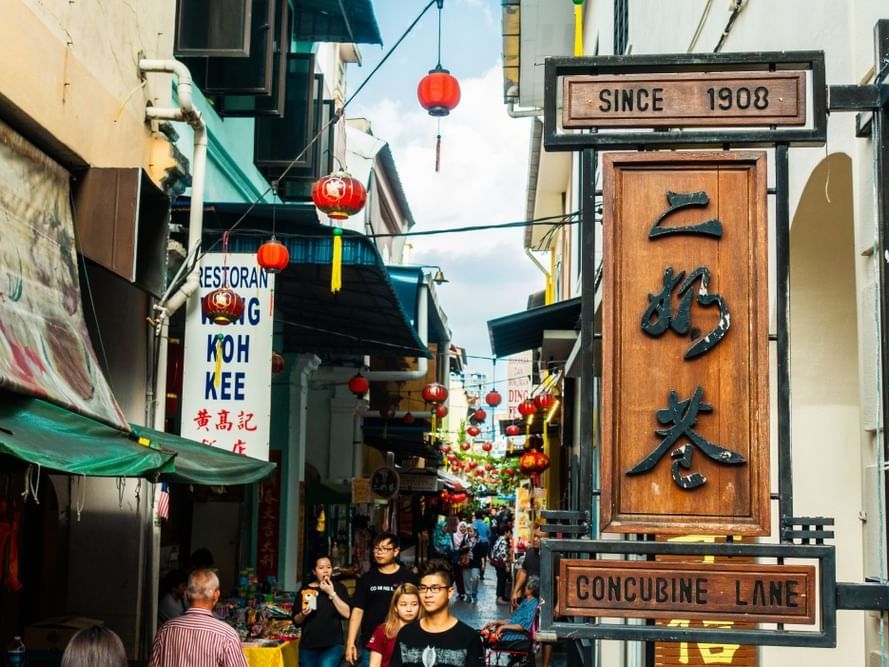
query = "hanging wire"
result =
(436, 0, 443, 67)
(163, 0, 440, 299)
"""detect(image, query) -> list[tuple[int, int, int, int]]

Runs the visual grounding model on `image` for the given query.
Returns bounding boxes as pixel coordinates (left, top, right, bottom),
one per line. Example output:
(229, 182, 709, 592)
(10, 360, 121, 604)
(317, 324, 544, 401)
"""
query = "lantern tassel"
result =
(213, 333, 223, 388)
(574, 1, 584, 56)
(435, 133, 441, 172)
(331, 227, 343, 293)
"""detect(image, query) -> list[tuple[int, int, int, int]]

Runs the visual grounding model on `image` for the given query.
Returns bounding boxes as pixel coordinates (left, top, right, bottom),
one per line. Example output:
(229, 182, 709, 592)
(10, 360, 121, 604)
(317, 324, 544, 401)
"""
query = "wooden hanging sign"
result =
(601, 151, 770, 535)
(563, 71, 806, 128)
(558, 559, 816, 625)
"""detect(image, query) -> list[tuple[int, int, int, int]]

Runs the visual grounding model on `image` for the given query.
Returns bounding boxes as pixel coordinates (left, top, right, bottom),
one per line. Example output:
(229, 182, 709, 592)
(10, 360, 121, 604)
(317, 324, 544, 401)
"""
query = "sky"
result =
(347, 0, 543, 386)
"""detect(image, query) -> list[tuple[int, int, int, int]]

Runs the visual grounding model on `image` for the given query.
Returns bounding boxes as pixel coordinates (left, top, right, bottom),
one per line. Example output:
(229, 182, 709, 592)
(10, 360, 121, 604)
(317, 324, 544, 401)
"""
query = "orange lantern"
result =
(271, 352, 285, 375)
(519, 449, 551, 476)
(347, 373, 369, 399)
(417, 66, 461, 117)
(466, 425, 481, 437)
(201, 287, 245, 325)
(311, 171, 367, 220)
(256, 239, 289, 273)
(422, 382, 449, 404)
(533, 392, 555, 411)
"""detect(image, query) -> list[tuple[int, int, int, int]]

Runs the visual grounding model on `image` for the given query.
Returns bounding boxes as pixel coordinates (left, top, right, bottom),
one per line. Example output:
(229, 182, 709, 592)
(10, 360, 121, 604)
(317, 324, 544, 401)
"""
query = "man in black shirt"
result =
(346, 532, 418, 667)
(390, 560, 484, 667)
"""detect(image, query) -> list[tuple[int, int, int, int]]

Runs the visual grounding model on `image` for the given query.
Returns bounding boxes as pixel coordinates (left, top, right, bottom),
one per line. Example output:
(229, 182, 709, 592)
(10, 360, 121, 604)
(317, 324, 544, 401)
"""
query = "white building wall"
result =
(553, 2, 889, 664)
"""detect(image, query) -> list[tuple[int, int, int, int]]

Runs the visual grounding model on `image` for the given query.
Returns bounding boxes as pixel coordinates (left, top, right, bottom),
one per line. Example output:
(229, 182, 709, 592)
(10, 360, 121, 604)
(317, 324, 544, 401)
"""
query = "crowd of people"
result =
(57, 508, 543, 667)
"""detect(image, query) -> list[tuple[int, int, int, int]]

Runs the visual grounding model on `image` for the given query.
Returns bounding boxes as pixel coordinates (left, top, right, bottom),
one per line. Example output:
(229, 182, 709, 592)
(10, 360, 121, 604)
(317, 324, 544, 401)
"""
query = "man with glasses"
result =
(346, 533, 418, 667)
(390, 559, 484, 667)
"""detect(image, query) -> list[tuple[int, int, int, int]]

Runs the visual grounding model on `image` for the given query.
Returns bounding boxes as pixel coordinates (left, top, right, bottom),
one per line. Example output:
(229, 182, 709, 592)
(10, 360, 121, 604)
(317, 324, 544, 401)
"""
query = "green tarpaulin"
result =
(0, 394, 175, 477)
(130, 424, 276, 486)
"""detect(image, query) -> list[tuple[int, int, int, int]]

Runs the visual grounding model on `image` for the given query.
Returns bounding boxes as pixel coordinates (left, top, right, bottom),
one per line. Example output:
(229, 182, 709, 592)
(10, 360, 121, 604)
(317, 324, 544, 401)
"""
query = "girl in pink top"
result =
(366, 583, 421, 667)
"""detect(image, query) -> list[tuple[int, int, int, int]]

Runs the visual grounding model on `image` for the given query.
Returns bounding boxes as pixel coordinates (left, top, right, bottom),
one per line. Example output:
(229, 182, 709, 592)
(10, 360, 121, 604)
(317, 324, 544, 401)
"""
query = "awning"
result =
(130, 424, 276, 486)
(437, 469, 465, 491)
(487, 297, 581, 357)
(362, 417, 440, 460)
(293, 0, 383, 46)
(177, 202, 430, 359)
(0, 394, 175, 478)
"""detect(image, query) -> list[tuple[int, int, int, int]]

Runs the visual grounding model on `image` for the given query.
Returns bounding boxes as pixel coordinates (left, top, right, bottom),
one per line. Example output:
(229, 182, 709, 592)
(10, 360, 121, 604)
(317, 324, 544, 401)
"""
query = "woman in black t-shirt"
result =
(293, 555, 352, 667)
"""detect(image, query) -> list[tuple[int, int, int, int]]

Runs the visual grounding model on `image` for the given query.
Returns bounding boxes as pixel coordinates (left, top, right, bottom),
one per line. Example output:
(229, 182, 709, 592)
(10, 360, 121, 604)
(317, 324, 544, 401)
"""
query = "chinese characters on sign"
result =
(601, 153, 770, 535)
(180, 254, 275, 461)
(257, 451, 282, 582)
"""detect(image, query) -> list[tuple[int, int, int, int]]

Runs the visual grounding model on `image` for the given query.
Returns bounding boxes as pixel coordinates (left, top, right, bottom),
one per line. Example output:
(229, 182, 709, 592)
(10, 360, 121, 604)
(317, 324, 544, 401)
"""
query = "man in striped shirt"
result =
(149, 569, 247, 667)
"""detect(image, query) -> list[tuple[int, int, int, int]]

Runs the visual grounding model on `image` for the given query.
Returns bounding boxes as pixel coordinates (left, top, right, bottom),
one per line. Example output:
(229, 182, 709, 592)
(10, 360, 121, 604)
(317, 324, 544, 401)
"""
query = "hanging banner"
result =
(0, 120, 128, 430)
(180, 253, 274, 461)
(507, 352, 532, 419)
(601, 152, 769, 536)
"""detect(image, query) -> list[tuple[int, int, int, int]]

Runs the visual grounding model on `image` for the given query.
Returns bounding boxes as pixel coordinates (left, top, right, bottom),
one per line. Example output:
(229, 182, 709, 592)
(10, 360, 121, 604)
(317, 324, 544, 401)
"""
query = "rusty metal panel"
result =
(74, 167, 139, 281)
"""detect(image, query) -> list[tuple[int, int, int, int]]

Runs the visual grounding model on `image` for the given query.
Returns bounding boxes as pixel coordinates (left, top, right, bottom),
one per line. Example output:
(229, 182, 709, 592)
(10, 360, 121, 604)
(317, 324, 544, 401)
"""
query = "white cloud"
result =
(352, 64, 545, 361)
(356, 64, 534, 260)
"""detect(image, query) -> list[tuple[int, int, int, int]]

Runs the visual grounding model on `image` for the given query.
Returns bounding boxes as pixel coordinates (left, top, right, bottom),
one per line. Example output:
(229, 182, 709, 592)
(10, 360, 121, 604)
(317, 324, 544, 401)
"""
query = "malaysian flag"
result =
(157, 482, 170, 520)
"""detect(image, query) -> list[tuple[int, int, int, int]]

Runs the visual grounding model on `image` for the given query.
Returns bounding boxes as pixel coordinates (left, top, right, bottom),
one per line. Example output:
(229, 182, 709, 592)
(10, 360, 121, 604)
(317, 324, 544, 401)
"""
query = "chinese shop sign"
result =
(181, 253, 275, 461)
(601, 152, 769, 535)
(257, 450, 282, 581)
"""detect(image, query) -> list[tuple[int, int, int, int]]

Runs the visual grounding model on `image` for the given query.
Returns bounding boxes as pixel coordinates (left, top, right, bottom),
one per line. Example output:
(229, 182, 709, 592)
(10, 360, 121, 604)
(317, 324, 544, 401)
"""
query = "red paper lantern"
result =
(422, 382, 449, 404)
(505, 424, 521, 436)
(402, 412, 415, 425)
(485, 463, 494, 471)
(473, 408, 487, 423)
(482, 441, 492, 452)
(271, 352, 285, 375)
(347, 373, 369, 399)
(474, 469, 485, 477)
(503, 468, 515, 477)
(467, 461, 477, 470)
(519, 449, 551, 475)
(517, 399, 537, 418)
(466, 425, 481, 437)
(440, 444, 451, 453)
(451, 492, 467, 503)
(417, 66, 461, 117)
(485, 390, 502, 407)
(256, 239, 289, 273)
(312, 171, 367, 220)
(201, 287, 245, 325)
(534, 392, 555, 411)
(460, 442, 471, 451)
(435, 405, 448, 419)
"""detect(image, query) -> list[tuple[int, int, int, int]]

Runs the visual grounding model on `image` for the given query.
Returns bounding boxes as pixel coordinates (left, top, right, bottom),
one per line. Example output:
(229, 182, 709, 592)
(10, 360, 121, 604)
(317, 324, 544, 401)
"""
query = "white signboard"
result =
(180, 253, 274, 461)
(506, 352, 532, 419)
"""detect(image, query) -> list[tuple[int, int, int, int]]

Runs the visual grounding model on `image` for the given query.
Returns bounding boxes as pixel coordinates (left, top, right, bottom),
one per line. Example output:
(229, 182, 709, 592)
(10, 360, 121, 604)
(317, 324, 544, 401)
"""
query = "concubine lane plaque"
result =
(558, 560, 816, 625)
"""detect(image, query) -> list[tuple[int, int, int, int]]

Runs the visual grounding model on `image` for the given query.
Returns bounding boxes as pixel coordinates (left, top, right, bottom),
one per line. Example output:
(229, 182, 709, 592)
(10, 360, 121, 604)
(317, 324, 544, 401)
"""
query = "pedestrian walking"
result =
(293, 555, 352, 667)
(367, 583, 421, 667)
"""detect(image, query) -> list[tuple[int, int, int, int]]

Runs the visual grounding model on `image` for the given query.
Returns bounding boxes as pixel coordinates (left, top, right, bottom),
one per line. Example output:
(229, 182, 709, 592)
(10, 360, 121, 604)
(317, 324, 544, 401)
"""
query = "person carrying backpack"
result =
(490, 527, 513, 605)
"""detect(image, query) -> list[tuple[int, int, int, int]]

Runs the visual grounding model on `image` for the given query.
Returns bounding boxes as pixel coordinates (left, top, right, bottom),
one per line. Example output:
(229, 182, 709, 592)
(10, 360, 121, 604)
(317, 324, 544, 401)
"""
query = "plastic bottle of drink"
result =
(6, 636, 25, 666)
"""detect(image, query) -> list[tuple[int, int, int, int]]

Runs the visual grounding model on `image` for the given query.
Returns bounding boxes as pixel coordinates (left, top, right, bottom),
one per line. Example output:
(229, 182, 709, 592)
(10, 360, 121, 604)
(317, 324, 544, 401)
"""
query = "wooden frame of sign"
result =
(601, 151, 769, 535)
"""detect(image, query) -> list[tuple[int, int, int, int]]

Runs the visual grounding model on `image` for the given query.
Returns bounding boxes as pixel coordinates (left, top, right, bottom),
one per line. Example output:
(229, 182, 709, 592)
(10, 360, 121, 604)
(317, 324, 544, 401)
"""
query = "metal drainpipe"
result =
(135, 58, 207, 659)
(138, 59, 208, 429)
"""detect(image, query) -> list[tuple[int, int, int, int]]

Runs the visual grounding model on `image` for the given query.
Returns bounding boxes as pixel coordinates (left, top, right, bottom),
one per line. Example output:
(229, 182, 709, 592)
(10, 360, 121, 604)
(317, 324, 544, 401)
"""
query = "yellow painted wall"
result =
(1, 1, 175, 174)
